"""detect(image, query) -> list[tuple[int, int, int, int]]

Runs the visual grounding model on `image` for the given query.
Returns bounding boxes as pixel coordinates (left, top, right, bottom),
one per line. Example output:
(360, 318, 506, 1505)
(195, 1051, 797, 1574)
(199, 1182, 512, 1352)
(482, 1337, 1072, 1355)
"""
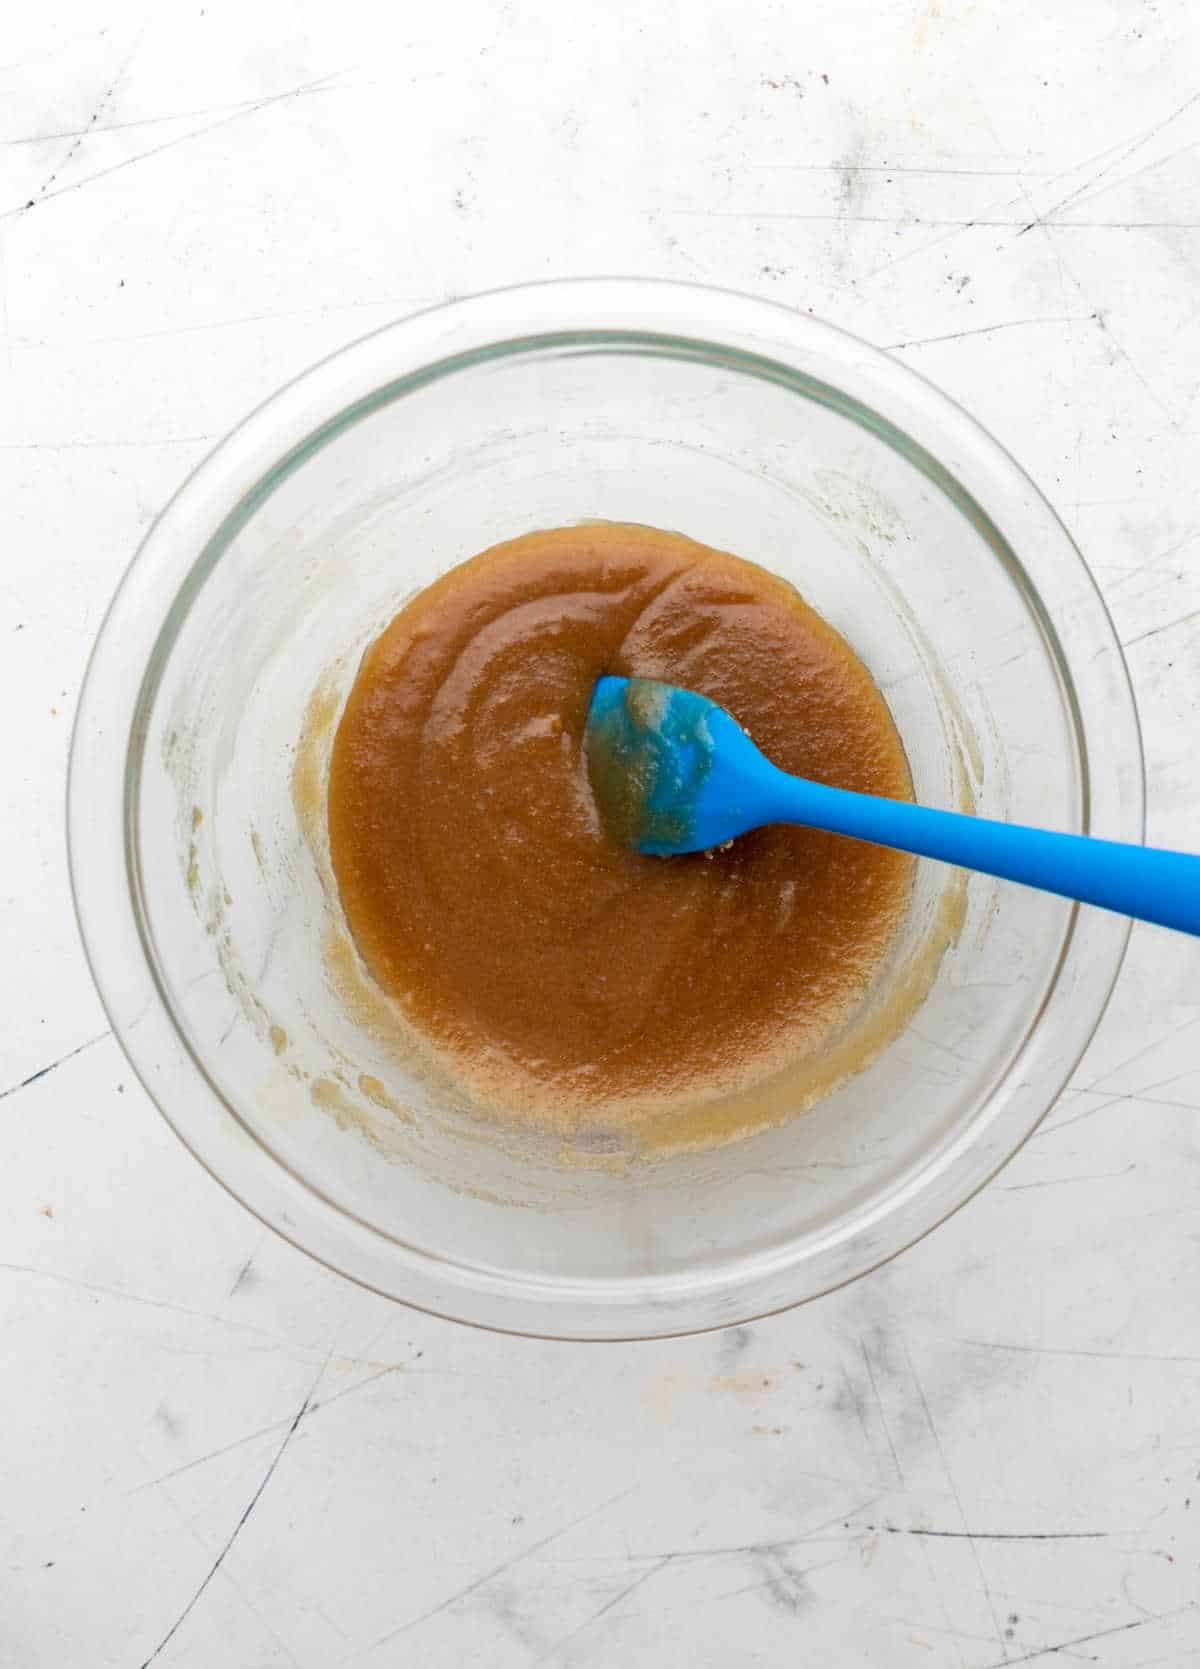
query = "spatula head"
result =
(584, 676, 768, 855)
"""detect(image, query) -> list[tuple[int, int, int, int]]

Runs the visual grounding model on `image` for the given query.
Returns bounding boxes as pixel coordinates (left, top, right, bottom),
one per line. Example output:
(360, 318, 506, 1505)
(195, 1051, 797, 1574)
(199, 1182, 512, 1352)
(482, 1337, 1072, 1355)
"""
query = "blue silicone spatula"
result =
(585, 676, 1200, 936)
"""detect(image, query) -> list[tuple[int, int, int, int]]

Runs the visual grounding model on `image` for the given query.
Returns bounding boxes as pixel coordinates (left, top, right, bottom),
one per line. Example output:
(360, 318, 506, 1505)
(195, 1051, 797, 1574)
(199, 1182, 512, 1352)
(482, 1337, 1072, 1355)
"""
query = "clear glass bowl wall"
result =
(69, 282, 1141, 1337)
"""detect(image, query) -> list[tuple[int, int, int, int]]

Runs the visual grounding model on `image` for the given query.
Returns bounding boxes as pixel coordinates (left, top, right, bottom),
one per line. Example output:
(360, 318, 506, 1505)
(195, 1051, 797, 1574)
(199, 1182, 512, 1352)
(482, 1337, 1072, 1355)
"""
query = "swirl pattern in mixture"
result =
(328, 523, 913, 1135)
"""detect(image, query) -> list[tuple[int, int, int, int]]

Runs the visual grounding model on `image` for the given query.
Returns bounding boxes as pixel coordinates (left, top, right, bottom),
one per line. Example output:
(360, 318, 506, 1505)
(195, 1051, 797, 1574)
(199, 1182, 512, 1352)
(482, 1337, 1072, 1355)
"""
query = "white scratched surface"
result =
(3, 1, 1200, 1663)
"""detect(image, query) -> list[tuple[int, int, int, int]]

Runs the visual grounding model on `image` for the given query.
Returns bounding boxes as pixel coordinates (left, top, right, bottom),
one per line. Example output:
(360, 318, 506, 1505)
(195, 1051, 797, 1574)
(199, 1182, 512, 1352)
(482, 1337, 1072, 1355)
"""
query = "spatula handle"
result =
(768, 773, 1200, 936)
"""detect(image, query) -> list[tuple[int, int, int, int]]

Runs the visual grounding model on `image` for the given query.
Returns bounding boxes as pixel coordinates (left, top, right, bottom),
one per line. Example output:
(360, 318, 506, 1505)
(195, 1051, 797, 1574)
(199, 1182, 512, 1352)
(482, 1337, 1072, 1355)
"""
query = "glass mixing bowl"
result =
(69, 279, 1142, 1339)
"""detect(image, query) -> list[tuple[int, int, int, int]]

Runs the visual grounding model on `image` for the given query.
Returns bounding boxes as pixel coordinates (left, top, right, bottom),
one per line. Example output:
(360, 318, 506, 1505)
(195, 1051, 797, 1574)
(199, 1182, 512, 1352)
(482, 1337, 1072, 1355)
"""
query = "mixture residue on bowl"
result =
(326, 523, 915, 1142)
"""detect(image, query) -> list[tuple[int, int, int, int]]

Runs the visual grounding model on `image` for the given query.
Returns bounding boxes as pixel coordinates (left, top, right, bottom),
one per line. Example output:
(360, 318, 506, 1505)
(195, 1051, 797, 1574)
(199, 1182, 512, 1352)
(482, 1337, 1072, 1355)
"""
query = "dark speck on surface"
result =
(154, 1404, 183, 1438)
(719, 1324, 754, 1367)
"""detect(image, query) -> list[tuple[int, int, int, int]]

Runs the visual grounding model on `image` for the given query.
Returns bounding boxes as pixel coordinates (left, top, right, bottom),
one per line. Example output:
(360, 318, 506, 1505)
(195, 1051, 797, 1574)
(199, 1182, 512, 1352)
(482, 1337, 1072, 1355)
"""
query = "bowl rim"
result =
(67, 276, 1144, 1340)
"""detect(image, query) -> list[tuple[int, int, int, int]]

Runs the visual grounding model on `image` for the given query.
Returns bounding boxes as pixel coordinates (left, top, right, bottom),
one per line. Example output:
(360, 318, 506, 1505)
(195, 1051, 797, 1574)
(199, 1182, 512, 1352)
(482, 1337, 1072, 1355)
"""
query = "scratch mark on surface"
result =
(1016, 91, 1200, 234)
(874, 1612, 1013, 1650)
(1076, 1016, 1200, 1094)
(956, 1339, 1200, 1367)
(884, 315, 1094, 349)
(977, 1602, 1196, 1668)
(1034, 1084, 1200, 1142)
(362, 1484, 639, 1650)
(907, 1024, 973, 1064)
(24, 32, 143, 209)
(141, 1428, 308, 1669)
(534, 1557, 673, 1662)
(852, 105, 1200, 293)
(1104, 542, 1194, 594)
(212, 1565, 304, 1667)
(1068, 436, 1084, 532)
(568, 1499, 881, 1571)
(0, 1029, 111, 1100)
(129, 1364, 402, 1495)
(750, 162, 1049, 177)
(14, 287, 427, 355)
(228, 1252, 258, 1298)
(709, 1547, 854, 1607)
(1, 81, 352, 149)
(6, 70, 347, 223)
(1066, 136, 1200, 219)
(836, 1360, 875, 1456)
(906, 1346, 1008, 1660)
(1000, 1162, 1136, 1191)
(0, 1260, 337, 1361)
(0, 435, 210, 451)
(0, 225, 10, 375)
(1121, 607, 1200, 650)
(1080, 296, 1180, 429)
(859, 1338, 905, 1484)
(668, 209, 1200, 228)
(875, 1526, 1109, 1542)
(138, 1352, 330, 1667)
(619, 1501, 884, 1569)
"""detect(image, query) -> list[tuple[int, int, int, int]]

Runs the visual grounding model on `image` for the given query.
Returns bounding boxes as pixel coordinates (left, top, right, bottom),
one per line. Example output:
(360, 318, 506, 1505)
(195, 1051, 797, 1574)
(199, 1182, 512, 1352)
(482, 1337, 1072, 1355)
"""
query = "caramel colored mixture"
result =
(328, 525, 913, 1131)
